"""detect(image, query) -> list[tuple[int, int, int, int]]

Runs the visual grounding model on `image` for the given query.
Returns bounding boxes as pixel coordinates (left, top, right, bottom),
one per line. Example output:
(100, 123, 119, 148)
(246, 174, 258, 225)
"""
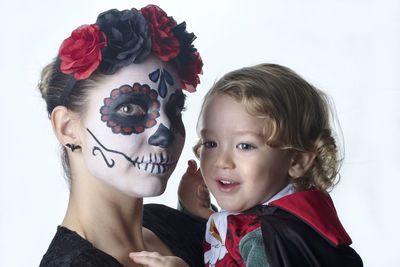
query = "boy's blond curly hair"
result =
(194, 64, 341, 193)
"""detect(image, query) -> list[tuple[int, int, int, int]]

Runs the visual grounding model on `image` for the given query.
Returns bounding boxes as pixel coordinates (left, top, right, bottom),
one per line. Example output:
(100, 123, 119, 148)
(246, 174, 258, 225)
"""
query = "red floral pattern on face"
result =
(59, 24, 107, 80)
(100, 83, 160, 135)
(140, 5, 180, 61)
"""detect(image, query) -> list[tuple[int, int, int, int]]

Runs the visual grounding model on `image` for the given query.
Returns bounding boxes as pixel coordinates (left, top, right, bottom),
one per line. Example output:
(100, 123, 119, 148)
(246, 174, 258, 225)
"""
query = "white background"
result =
(0, 0, 399, 266)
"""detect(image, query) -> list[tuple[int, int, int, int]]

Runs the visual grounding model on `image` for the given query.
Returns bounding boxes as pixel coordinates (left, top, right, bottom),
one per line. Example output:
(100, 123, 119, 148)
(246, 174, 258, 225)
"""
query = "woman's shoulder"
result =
(39, 226, 122, 267)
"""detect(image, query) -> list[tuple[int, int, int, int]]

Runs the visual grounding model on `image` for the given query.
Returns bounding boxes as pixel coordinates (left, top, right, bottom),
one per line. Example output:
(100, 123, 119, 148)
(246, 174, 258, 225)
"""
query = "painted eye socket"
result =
(100, 83, 160, 135)
(237, 143, 253, 150)
(116, 103, 146, 117)
(203, 141, 217, 148)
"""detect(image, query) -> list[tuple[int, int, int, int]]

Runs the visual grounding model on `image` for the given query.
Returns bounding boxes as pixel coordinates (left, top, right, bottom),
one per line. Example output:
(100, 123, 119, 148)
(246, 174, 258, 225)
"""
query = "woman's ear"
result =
(288, 151, 316, 178)
(51, 106, 81, 148)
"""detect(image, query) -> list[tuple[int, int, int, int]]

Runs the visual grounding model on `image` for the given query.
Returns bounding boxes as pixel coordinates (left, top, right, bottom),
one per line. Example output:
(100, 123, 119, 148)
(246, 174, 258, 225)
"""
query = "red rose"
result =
(59, 24, 107, 80)
(179, 52, 203, 92)
(140, 5, 179, 61)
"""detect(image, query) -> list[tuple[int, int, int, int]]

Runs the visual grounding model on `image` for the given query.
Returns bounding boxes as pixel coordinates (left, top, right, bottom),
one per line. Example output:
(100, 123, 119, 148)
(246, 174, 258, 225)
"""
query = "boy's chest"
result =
(204, 213, 261, 267)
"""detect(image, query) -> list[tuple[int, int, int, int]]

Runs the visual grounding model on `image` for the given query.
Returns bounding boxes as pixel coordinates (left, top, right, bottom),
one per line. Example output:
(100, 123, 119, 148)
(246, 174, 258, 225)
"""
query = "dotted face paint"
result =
(100, 83, 160, 135)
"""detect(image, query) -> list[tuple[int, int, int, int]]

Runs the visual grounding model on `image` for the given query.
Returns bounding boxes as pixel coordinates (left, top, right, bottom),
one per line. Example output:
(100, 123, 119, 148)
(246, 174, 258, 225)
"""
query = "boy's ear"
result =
(288, 151, 316, 178)
(51, 106, 81, 147)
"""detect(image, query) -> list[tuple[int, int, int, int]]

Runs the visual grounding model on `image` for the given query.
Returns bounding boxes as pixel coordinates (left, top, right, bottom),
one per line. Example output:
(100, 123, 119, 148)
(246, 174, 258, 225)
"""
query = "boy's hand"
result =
(178, 160, 215, 219)
(129, 251, 188, 267)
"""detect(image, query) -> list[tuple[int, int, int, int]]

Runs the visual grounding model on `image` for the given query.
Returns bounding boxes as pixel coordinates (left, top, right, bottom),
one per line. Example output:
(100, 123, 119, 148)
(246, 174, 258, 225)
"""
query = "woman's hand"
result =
(178, 160, 215, 219)
(129, 251, 188, 267)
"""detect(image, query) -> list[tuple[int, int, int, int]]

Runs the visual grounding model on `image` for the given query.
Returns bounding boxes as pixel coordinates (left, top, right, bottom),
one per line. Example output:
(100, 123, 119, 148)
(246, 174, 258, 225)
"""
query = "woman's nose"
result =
(148, 123, 174, 148)
(215, 148, 235, 169)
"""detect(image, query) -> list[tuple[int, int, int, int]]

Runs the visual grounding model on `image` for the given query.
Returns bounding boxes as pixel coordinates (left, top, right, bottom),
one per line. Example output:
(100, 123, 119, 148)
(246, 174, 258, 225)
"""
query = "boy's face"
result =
(78, 56, 186, 197)
(198, 94, 292, 212)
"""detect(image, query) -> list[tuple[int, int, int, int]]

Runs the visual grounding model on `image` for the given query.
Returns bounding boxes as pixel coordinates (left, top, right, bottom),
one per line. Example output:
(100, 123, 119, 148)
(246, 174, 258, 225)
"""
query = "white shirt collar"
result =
(263, 183, 295, 205)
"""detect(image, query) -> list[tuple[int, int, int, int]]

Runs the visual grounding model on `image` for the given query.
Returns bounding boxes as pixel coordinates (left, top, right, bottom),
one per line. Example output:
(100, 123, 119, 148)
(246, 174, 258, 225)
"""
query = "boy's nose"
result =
(148, 123, 174, 148)
(215, 148, 235, 169)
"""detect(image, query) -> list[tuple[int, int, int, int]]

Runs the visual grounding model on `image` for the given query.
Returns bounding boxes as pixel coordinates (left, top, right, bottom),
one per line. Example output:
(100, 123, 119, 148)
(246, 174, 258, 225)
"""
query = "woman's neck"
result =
(62, 171, 146, 264)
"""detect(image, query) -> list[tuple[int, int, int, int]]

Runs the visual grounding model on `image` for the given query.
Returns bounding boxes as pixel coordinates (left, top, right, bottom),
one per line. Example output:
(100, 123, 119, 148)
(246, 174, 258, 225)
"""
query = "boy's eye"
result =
(203, 141, 217, 148)
(116, 104, 145, 116)
(237, 143, 253, 150)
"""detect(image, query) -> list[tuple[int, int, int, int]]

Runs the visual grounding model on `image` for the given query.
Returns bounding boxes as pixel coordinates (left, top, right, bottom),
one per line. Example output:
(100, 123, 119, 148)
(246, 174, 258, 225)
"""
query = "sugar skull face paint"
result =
(80, 56, 186, 197)
(148, 68, 174, 98)
(100, 83, 160, 135)
(167, 90, 186, 136)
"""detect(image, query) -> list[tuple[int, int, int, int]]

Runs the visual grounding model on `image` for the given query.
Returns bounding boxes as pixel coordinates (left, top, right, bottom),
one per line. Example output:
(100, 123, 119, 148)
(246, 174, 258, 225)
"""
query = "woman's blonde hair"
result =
(194, 63, 341, 193)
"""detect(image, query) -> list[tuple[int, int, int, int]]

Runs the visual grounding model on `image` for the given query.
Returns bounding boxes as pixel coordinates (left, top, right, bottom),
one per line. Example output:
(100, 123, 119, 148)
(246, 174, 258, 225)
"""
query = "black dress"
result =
(39, 204, 206, 267)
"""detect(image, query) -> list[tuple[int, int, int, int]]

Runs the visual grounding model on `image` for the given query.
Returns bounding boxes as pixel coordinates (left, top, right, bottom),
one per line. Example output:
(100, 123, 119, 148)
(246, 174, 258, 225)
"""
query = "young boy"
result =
(131, 64, 363, 267)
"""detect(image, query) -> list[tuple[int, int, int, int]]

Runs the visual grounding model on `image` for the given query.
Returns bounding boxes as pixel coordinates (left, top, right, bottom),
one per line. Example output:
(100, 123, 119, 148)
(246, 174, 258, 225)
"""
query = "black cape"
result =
(246, 190, 363, 267)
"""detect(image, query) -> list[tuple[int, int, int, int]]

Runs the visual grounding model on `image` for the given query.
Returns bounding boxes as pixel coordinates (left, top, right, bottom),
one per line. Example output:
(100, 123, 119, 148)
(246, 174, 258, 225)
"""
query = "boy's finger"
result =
(187, 159, 197, 173)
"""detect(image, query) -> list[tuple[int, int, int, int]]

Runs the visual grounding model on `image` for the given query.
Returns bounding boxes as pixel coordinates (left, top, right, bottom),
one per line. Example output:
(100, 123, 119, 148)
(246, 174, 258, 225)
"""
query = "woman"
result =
(39, 5, 204, 267)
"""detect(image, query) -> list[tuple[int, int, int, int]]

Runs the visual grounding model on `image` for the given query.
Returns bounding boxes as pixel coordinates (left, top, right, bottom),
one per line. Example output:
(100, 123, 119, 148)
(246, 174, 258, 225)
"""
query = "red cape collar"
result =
(269, 189, 352, 246)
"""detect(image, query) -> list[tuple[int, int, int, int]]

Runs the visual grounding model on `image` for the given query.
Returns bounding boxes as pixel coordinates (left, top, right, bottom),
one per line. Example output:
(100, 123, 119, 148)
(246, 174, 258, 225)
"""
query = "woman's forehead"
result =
(90, 59, 181, 103)
(103, 58, 177, 86)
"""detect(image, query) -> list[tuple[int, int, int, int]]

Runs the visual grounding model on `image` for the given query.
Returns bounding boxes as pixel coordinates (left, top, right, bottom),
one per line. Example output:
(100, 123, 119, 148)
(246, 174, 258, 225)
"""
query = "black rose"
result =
(96, 9, 152, 74)
(170, 22, 197, 69)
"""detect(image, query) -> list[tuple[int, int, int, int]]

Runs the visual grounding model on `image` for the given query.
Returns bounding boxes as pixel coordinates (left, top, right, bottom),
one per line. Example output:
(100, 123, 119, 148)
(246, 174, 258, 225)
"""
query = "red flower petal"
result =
(59, 24, 107, 80)
(179, 52, 203, 92)
(140, 5, 179, 62)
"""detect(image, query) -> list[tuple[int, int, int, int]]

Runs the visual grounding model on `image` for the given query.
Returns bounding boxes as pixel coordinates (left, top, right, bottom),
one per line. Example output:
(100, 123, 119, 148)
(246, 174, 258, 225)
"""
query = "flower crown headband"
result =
(58, 5, 203, 105)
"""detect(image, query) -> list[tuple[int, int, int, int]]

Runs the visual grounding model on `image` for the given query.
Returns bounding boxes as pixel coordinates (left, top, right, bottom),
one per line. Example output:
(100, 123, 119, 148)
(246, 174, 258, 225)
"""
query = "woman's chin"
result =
(122, 179, 167, 198)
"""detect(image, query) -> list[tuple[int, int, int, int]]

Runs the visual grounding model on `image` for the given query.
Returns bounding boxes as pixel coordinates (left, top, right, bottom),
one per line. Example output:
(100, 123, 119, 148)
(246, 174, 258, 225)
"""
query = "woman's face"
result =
(79, 56, 186, 197)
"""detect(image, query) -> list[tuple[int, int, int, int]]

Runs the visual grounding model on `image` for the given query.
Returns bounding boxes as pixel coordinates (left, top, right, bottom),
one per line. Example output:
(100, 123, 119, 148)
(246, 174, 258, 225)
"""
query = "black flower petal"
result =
(96, 9, 152, 74)
(170, 22, 197, 69)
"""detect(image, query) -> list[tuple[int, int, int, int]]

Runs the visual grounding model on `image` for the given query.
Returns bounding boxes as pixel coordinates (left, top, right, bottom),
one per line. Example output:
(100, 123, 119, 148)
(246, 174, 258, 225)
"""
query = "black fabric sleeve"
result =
(177, 200, 218, 221)
(39, 226, 122, 267)
(143, 204, 206, 267)
(71, 248, 122, 267)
